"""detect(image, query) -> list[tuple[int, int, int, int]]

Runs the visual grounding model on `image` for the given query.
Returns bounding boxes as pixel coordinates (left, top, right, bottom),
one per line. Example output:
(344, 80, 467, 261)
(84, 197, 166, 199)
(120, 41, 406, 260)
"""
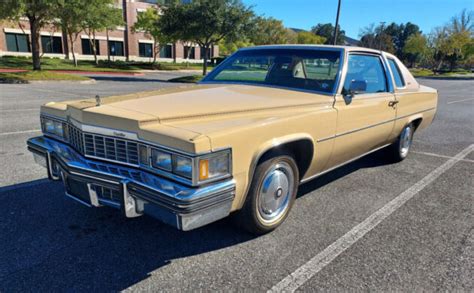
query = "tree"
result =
(55, 0, 88, 67)
(359, 24, 395, 53)
(132, 7, 165, 63)
(160, 0, 253, 75)
(249, 16, 290, 45)
(81, 0, 123, 65)
(428, 10, 474, 71)
(311, 23, 345, 45)
(0, 0, 58, 70)
(403, 33, 428, 67)
(296, 31, 326, 44)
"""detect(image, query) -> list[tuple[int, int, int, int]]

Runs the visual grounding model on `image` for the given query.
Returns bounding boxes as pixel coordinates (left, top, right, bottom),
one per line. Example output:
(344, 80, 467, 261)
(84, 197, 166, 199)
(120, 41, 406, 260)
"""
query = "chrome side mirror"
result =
(348, 80, 367, 96)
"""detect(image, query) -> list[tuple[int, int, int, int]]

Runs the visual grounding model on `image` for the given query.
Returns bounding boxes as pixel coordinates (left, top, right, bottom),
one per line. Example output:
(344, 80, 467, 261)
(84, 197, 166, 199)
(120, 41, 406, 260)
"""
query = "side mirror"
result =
(348, 80, 367, 96)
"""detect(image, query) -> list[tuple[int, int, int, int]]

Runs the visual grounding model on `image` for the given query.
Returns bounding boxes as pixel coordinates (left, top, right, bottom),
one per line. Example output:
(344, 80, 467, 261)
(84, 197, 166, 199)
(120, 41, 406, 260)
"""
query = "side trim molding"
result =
(317, 107, 435, 143)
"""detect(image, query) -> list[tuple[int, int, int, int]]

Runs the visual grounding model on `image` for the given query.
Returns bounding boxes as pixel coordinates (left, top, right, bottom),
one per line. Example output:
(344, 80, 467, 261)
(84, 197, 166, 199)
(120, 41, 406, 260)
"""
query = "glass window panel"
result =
(388, 58, 405, 88)
(205, 49, 342, 93)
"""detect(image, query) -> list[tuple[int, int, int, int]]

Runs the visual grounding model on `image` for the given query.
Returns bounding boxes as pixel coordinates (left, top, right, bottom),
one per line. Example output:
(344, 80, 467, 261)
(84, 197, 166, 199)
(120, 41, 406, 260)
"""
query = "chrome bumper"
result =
(27, 136, 235, 231)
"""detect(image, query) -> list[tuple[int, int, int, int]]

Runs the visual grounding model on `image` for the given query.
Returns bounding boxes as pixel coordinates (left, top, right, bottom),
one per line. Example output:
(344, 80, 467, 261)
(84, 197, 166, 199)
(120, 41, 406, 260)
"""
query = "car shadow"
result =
(0, 148, 391, 291)
(0, 179, 255, 291)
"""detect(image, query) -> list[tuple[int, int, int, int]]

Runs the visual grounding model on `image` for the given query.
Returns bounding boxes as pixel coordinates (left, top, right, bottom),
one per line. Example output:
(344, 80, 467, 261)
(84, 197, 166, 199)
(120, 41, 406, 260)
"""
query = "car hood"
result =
(41, 84, 333, 153)
(96, 84, 330, 122)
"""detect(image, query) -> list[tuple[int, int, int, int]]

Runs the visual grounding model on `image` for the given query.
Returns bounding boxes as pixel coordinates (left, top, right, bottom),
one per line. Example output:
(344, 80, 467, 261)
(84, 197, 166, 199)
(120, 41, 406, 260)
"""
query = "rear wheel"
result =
(235, 155, 299, 235)
(387, 123, 415, 162)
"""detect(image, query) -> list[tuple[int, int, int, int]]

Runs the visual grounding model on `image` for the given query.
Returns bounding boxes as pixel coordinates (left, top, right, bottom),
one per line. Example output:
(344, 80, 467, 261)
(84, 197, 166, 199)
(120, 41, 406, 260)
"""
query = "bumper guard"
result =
(27, 136, 235, 231)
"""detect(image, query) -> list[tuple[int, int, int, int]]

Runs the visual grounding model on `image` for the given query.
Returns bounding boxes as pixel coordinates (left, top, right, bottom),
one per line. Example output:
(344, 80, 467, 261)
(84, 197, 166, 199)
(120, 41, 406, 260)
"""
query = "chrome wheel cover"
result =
(257, 162, 294, 225)
(400, 126, 412, 157)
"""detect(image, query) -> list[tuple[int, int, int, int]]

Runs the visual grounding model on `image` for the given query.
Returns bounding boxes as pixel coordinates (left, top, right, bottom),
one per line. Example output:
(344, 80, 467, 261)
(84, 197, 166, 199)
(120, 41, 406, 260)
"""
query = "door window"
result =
(343, 54, 388, 94)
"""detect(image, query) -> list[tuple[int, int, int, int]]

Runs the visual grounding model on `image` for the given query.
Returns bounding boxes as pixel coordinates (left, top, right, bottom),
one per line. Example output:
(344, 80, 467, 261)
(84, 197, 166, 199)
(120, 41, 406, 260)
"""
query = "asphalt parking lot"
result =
(0, 75, 473, 291)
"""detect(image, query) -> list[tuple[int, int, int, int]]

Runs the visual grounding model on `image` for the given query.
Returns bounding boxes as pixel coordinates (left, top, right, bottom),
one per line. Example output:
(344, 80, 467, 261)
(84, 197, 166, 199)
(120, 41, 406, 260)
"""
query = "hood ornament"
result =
(95, 95, 101, 107)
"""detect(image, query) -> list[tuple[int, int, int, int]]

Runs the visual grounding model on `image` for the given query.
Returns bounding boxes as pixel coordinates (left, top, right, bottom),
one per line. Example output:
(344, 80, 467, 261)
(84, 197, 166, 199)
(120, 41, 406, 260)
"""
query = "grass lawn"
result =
(168, 75, 204, 83)
(0, 71, 90, 83)
(410, 68, 473, 78)
(0, 56, 212, 72)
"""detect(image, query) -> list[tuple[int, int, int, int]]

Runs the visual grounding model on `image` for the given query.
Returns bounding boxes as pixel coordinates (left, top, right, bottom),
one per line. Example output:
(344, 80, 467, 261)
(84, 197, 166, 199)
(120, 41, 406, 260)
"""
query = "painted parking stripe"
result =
(447, 97, 474, 104)
(0, 129, 41, 136)
(0, 108, 38, 113)
(269, 144, 474, 293)
(412, 150, 474, 163)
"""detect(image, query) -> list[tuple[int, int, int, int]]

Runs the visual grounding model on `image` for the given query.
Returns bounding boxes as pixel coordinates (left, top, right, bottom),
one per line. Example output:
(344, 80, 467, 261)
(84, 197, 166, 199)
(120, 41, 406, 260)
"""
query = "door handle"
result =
(388, 100, 399, 107)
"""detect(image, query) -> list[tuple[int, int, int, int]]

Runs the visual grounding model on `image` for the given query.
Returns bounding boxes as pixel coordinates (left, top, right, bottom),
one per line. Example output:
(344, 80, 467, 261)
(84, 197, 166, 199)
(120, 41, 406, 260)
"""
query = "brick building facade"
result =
(0, 0, 218, 62)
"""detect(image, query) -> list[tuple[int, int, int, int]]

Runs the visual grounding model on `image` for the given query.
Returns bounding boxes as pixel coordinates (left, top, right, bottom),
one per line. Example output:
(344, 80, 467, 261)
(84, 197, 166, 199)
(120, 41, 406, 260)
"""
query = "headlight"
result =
(151, 149, 172, 171)
(141, 144, 231, 185)
(41, 116, 65, 138)
(173, 155, 193, 178)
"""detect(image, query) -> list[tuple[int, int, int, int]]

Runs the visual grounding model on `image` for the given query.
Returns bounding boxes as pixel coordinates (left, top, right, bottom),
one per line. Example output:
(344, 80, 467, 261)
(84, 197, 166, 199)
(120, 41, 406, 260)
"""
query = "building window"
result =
(109, 41, 124, 56)
(81, 39, 100, 55)
(184, 46, 195, 59)
(41, 36, 63, 54)
(5, 33, 30, 52)
(159, 44, 172, 58)
(200, 46, 213, 60)
(139, 43, 153, 57)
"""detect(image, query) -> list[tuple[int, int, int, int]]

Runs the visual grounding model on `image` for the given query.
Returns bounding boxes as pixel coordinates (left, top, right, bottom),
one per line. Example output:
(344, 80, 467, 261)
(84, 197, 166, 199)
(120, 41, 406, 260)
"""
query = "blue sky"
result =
(242, 0, 473, 39)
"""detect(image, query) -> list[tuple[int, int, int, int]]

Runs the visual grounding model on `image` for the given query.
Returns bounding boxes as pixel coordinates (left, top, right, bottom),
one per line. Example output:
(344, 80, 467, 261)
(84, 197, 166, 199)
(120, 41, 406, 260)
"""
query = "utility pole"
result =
(333, 0, 342, 45)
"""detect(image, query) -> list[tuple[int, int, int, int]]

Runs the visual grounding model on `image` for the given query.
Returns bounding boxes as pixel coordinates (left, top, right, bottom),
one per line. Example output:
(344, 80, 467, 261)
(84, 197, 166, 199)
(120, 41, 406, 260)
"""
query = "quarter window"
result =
(343, 54, 388, 94)
(388, 58, 405, 88)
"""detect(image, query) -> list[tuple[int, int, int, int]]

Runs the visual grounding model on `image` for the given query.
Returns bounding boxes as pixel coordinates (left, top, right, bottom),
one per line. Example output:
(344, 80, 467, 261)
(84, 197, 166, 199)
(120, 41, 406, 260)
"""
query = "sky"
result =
(241, 0, 473, 39)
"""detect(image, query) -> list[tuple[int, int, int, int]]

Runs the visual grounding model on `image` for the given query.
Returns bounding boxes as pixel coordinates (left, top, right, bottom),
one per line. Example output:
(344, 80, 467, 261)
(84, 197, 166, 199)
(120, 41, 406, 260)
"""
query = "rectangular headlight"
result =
(173, 155, 193, 178)
(41, 116, 65, 138)
(197, 150, 231, 182)
(151, 149, 172, 171)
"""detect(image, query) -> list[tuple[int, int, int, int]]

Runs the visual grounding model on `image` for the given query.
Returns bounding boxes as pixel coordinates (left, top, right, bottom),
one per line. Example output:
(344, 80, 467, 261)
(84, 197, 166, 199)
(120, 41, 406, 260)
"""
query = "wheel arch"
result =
(238, 134, 315, 207)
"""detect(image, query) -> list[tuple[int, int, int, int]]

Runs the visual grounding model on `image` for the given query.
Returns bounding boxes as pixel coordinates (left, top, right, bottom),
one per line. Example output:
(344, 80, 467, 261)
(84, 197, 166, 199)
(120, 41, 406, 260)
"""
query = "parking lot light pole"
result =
(333, 0, 342, 45)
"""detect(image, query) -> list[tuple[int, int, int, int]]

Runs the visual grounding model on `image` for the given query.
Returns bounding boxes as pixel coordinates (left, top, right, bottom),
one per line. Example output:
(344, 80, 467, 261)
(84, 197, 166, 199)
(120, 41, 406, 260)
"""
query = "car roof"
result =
(240, 44, 383, 55)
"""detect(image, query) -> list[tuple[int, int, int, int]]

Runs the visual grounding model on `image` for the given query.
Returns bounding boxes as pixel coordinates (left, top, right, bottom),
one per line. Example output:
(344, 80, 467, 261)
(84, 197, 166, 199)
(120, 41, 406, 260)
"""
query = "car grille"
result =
(91, 184, 122, 203)
(66, 123, 140, 166)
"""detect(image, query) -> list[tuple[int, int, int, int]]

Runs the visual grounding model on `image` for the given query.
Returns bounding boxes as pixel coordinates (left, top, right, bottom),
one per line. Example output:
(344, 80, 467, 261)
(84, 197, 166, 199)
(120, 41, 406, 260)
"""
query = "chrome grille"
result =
(91, 185, 122, 204)
(67, 123, 84, 154)
(84, 133, 139, 165)
(66, 123, 140, 166)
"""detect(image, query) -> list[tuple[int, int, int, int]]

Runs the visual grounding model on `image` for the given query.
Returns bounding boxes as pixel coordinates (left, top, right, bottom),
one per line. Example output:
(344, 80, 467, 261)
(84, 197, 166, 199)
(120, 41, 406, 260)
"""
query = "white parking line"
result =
(0, 129, 41, 136)
(269, 144, 474, 293)
(412, 150, 474, 163)
(0, 108, 38, 113)
(447, 97, 474, 104)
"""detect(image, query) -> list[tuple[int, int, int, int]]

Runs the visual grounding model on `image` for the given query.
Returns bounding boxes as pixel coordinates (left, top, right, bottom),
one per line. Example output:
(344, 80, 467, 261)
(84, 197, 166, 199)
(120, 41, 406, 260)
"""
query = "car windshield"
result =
(203, 48, 342, 93)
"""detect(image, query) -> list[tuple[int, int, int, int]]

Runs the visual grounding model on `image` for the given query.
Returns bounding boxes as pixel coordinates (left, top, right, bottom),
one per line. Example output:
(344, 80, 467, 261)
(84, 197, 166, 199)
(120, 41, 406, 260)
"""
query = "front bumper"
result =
(27, 136, 235, 231)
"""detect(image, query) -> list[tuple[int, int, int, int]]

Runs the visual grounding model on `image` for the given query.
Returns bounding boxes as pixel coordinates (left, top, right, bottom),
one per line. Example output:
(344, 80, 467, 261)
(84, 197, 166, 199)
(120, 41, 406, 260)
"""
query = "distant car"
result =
(28, 45, 438, 234)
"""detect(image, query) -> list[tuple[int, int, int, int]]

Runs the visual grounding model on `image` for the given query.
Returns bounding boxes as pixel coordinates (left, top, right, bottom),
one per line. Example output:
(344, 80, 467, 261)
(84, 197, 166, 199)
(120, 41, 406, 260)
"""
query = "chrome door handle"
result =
(388, 101, 399, 107)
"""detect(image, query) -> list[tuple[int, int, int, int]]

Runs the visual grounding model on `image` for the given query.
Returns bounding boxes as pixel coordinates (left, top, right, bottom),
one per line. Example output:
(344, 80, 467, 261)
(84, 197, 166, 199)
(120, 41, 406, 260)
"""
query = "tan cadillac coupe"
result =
(27, 45, 437, 234)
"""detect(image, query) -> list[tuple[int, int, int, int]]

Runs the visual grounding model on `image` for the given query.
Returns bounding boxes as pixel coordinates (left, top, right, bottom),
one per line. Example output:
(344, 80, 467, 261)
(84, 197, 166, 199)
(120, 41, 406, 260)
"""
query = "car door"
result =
(326, 52, 396, 168)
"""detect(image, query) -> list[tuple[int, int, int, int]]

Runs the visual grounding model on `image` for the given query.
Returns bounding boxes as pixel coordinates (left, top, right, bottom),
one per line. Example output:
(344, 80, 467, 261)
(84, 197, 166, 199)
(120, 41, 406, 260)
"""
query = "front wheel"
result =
(386, 123, 415, 162)
(235, 155, 299, 235)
